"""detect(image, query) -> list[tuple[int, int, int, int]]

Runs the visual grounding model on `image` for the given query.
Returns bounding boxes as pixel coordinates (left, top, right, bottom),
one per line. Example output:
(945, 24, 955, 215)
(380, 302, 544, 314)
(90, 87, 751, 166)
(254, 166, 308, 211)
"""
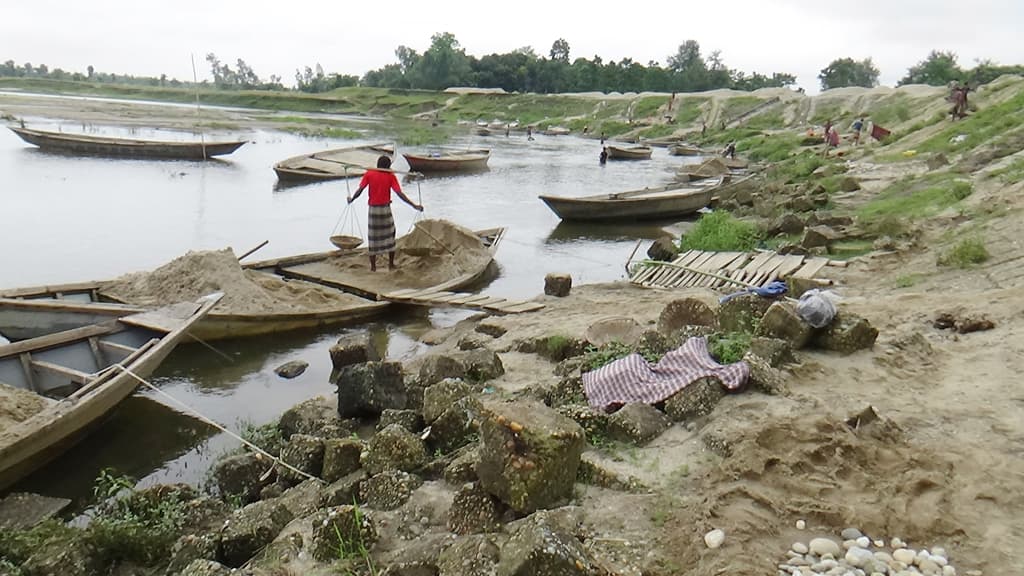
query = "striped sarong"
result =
(582, 337, 749, 411)
(367, 204, 396, 255)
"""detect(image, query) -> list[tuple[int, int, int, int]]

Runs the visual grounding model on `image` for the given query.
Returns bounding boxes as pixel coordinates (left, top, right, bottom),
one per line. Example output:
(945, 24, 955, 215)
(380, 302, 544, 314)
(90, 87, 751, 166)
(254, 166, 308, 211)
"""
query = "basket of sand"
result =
(330, 235, 363, 250)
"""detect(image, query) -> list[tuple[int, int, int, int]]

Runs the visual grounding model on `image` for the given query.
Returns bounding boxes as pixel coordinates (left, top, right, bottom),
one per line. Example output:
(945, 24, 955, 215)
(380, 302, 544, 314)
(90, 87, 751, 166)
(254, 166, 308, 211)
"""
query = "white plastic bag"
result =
(797, 289, 840, 328)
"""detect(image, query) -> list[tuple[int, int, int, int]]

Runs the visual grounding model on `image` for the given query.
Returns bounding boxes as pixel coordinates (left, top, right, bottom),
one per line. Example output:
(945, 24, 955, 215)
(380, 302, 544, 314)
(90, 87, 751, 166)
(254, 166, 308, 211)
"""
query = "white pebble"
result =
(809, 537, 842, 558)
(933, 556, 948, 567)
(874, 539, 885, 548)
(845, 547, 874, 568)
(793, 542, 809, 554)
(930, 547, 947, 559)
(842, 527, 865, 540)
(942, 566, 956, 576)
(843, 539, 858, 550)
(856, 536, 871, 549)
(796, 519, 807, 530)
(704, 528, 725, 549)
(891, 537, 905, 548)
(893, 549, 917, 564)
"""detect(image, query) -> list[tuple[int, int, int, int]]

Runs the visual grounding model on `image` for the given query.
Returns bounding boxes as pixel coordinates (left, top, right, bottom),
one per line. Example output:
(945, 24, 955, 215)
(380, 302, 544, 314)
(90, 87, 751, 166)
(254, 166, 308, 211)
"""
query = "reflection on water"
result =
(1, 103, 711, 506)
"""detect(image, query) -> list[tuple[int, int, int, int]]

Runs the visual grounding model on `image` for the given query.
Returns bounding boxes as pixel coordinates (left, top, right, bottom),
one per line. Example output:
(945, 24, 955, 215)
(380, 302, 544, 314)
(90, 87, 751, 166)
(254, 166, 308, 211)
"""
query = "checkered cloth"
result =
(582, 337, 749, 411)
(367, 204, 396, 255)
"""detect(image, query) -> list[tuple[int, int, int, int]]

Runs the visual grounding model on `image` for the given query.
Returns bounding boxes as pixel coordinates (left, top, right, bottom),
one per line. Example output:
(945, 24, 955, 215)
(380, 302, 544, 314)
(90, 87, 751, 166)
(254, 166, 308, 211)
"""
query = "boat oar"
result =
(237, 240, 269, 262)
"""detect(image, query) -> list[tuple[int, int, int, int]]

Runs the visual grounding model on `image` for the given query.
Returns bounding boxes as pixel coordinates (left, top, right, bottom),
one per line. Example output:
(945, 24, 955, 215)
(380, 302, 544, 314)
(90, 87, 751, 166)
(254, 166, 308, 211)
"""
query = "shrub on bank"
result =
(679, 211, 761, 252)
(938, 238, 990, 268)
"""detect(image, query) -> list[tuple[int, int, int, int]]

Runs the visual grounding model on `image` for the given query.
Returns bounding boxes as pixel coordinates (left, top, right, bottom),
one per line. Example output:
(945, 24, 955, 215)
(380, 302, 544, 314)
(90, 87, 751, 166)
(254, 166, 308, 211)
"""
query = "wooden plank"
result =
(19, 354, 38, 393)
(70, 339, 159, 400)
(697, 252, 744, 288)
(462, 296, 507, 309)
(634, 250, 698, 285)
(790, 257, 830, 280)
(408, 291, 454, 303)
(31, 360, 93, 386)
(0, 323, 121, 359)
(768, 255, 807, 283)
(749, 254, 789, 287)
(675, 251, 717, 287)
(98, 339, 137, 356)
(382, 288, 421, 299)
(87, 337, 106, 366)
(448, 294, 494, 305)
(732, 251, 774, 283)
(427, 292, 471, 304)
(489, 301, 546, 314)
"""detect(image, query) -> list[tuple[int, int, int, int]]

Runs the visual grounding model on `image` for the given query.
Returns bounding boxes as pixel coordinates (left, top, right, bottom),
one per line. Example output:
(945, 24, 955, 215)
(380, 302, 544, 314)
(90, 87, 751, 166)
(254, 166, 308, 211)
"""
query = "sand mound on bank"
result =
(101, 249, 366, 314)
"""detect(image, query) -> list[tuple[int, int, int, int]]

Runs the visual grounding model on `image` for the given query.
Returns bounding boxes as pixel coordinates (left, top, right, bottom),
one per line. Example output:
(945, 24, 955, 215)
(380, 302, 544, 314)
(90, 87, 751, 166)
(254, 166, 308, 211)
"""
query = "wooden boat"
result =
(668, 143, 703, 156)
(0, 279, 389, 343)
(244, 222, 506, 301)
(0, 224, 503, 342)
(605, 145, 653, 160)
(538, 178, 723, 222)
(9, 127, 246, 160)
(542, 126, 570, 136)
(640, 136, 683, 148)
(402, 149, 490, 173)
(474, 126, 493, 136)
(677, 156, 742, 182)
(273, 144, 394, 183)
(0, 294, 220, 490)
(722, 157, 749, 169)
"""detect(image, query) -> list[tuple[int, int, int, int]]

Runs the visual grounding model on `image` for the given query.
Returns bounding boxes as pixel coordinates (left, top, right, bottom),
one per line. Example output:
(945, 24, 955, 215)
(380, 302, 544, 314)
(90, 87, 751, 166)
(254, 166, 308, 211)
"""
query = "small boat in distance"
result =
(402, 149, 490, 173)
(9, 126, 246, 160)
(668, 143, 703, 156)
(538, 177, 723, 222)
(0, 294, 220, 490)
(273, 143, 394, 183)
(605, 145, 653, 160)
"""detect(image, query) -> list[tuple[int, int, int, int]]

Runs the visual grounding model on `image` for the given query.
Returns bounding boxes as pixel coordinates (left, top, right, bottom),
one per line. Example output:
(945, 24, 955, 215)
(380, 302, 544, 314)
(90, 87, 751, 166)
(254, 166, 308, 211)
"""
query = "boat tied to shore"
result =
(538, 177, 724, 222)
(9, 126, 246, 160)
(0, 293, 221, 490)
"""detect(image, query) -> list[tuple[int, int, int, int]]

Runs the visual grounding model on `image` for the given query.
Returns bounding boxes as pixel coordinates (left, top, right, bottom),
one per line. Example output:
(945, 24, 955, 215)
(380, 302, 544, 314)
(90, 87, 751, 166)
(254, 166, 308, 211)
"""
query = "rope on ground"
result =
(111, 363, 324, 485)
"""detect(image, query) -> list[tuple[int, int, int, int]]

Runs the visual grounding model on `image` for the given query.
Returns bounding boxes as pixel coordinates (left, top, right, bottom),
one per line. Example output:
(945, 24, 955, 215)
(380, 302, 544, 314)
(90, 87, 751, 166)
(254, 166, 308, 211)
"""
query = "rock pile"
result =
(779, 526, 964, 576)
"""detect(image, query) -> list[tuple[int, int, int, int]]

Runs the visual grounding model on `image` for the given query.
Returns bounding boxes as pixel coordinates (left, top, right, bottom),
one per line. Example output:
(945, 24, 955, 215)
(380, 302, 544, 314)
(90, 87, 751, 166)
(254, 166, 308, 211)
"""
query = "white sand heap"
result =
(101, 248, 364, 314)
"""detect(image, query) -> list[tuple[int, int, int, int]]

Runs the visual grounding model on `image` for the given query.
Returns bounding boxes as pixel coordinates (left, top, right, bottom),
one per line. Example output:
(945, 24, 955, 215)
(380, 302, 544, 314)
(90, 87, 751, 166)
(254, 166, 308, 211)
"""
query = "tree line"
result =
(3, 35, 1022, 95)
(360, 34, 796, 93)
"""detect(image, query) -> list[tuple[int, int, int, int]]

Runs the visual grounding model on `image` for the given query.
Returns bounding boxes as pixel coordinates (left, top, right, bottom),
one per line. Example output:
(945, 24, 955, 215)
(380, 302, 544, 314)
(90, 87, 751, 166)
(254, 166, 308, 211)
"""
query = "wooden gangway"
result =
(381, 288, 545, 314)
(630, 250, 837, 290)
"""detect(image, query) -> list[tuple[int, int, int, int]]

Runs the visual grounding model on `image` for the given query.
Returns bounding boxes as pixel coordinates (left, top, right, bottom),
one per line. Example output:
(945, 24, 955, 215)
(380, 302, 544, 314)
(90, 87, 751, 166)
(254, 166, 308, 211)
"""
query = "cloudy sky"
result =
(4, 0, 1021, 92)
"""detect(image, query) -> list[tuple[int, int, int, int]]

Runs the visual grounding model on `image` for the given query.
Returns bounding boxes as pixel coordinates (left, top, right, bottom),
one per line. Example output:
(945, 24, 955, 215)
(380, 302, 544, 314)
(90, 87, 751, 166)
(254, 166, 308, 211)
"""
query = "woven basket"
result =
(330, 235, 363, 250)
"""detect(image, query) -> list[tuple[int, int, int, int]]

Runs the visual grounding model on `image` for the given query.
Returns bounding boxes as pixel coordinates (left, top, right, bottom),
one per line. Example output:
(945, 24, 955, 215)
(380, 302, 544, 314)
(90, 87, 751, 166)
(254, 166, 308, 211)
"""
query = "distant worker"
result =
(505, 123, 510, 137)
(600, 147, 608, 165)
(527, 126, 535, 141)
(347, 155, 424, 272)
(722, 141, 736, 159)
(701, 122, 707, 138)
(823, 125, 840, 156)
(600, 132, 606, 145)
(851, 117, 864, 145)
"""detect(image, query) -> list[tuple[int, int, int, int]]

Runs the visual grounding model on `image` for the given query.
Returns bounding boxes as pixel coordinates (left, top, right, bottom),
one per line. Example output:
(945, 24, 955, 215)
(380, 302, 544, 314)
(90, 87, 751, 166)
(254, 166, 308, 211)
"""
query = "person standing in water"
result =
(599, 147, 608, 164)
(347, 155, 423, 272)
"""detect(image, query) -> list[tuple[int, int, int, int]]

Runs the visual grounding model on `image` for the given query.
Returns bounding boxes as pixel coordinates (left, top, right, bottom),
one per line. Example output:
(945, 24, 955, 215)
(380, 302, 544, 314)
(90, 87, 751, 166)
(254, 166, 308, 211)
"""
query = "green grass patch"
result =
(674, 97, 708, 125)
(680, 211, 761, 251)
(987, 157, 1024, 183)
(708, 332, 752, 364)
(938, 237, 990, 267)
(640, 124, 677, 138)
(857, 173, 972, 223)
(895, 274, 922, 288)
(721, 96, 761, 120)
(766, 151, 828, 183)
(809, 99, 846, 125)
(916, 90, 1024, 154)
(740, 132, 801, 162)
(743, 110, 786, 131)
(634, 96, 668, 118)
(594, 120, 633, 137)
(582, 340, 663, 372)
(868, 95, 914, 127)
(827, 240, 875, 259)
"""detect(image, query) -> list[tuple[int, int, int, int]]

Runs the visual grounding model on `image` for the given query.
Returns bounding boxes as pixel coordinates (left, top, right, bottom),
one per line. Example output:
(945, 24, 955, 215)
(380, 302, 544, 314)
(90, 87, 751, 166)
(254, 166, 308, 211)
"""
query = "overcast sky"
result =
(4, 0, 1021, 92)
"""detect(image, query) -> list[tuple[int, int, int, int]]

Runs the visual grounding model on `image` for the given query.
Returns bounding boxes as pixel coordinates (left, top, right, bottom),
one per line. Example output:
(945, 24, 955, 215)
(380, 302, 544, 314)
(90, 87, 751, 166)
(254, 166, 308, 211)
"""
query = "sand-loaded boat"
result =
(0, 294, 220, 490)
(605, 145, 653, 160)
(273, 143, 394, 183)
(9, 127, 246, 160)
(402, 149, 490, 173)
(538, 177, 723, 222)
(0, 221, 504, 342)
(676, 157, 749, 182)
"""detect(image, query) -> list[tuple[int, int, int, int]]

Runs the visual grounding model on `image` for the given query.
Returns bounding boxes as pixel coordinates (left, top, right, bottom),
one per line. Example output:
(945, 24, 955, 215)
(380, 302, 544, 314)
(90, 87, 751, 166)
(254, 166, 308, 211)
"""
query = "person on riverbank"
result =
(722, 141, 736, 159)
(347, 155, 423, 272)
(851, 117, 864, 145)
(526, 126, 534, 141)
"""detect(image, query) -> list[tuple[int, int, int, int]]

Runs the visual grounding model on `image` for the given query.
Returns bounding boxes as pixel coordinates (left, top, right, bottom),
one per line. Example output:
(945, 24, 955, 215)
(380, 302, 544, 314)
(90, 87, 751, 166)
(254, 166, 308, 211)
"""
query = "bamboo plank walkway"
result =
(630, 250, 836, 290)
(381, 289, 545, 314)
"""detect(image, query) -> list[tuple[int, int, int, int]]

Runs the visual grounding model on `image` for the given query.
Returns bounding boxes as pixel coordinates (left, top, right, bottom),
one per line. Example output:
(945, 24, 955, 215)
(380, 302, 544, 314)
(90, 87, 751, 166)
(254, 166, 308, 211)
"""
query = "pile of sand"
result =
(0, 383, 51, 430)
(101, 249, 366, 314)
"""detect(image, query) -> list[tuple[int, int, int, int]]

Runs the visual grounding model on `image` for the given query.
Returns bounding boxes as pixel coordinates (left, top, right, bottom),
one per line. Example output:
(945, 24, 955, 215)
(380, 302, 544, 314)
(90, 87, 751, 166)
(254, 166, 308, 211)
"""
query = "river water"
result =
(0, 107, 703, 508)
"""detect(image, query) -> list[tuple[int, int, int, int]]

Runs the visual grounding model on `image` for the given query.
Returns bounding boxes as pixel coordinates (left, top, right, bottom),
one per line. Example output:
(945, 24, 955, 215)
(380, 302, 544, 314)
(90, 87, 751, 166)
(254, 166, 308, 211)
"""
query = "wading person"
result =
(347, 155, 423, 272)
(599, 146, 608, 165)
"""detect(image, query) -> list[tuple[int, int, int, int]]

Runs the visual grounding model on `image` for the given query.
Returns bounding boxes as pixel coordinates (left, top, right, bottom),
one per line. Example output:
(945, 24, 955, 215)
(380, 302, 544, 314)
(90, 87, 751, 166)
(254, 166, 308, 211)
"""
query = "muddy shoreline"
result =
(2, 87, 1022, 575)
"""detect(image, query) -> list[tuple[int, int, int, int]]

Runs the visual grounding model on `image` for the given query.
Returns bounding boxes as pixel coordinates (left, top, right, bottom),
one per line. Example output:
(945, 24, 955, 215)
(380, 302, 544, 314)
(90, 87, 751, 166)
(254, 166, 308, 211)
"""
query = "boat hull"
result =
(539, 188, 715, 222)
(10, 127, 245, 160)
(272, 144, 393, 183)
(606, 146, 653, 160)
(0, 297, 218, 490)
(402, 150, 490, 172)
